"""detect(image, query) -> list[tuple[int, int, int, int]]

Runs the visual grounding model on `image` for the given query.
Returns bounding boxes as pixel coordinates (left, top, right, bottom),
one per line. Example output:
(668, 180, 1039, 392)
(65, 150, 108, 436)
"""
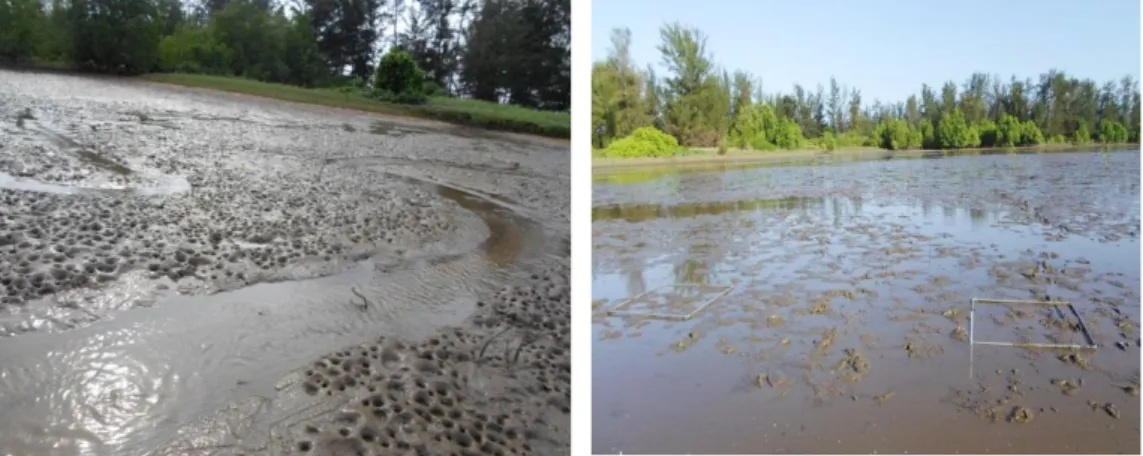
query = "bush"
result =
(601, 126, 682, 158)
(1020, 121, 1044, 145)
(977, 120, 998, 147)
(874, 119, 920, 150)
(1070, 122, 1092, 145)
(157, 25, 231, 74)
(935, 109, 979, 149)
(995, 115, 1022, 147)
(919, 120, 937, 149)
(1098, 119, 1129, 143)
(374, 50, 426, 102)
(772, 118, 803, 149)
(820, 131, 838, 151)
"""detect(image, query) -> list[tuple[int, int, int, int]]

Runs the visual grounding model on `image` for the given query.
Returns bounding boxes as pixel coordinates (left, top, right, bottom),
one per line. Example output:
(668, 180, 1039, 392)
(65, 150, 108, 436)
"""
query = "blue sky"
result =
(591, 0, 1141, 103)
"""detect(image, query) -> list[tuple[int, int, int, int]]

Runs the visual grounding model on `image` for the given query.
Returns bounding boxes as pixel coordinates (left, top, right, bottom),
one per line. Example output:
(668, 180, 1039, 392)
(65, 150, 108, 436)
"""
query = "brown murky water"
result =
(593, 150, 1140, 454)
(0, 70, 569, 455)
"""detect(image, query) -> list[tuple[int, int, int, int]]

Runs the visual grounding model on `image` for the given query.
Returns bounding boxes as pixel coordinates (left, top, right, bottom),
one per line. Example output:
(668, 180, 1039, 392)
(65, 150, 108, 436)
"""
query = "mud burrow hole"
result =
(294, 269, 569, 455)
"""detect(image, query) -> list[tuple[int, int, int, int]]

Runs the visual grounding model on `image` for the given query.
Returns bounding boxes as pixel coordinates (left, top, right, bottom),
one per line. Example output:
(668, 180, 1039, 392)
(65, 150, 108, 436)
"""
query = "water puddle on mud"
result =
(0, 178, 542, 455)
(24, 122, 133, 175)
(593, 150, 1140, 454)
(436, 184, 527, 266)
(0, 171, 190, 197)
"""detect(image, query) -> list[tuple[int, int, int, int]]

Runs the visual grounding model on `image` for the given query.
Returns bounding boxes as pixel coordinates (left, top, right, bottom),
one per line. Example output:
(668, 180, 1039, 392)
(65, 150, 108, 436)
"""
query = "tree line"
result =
(0, 0, 569, 110)
(593, 24, 1141, 154)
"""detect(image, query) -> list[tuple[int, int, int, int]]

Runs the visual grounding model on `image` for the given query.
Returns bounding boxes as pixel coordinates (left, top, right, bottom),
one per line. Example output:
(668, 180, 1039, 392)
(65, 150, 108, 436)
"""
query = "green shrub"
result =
(935, 109, 980, 148)
(1070, 122, 1092, 145)
(1098, 119, 1129, 143)
(873, 119, 920, 150)
(157, 25, 231, 74)
(602, 126, 683, 158)
(772, 118, 803, 149)
(977, 120, 998, 147)
(919, 120, 937, 148)
(373, 50, 426, 103)
(995, 115, 1022, 147)
(820, 131, 838, 151)
(1020, 121, 1044, 145)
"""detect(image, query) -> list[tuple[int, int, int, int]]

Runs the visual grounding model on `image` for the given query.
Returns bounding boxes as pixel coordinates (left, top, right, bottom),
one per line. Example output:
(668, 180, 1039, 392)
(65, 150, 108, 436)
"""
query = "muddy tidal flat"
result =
(592, 150, 1140, 454)
(0, 70, 569, 455)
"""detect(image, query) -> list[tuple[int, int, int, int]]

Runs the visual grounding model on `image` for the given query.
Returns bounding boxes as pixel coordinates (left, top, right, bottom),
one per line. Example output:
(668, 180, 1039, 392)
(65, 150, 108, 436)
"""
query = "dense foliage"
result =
(593, 23, 1141, 153)
(372, 49, 427, 103)
(0, 0, 569, 110)
(600, 126, 682, 158)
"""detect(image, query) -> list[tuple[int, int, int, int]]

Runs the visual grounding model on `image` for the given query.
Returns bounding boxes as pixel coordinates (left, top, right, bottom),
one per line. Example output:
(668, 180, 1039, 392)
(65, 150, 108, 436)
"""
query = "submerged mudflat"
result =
(0, 70, 569, 455)
(592, 150, 1140, 454)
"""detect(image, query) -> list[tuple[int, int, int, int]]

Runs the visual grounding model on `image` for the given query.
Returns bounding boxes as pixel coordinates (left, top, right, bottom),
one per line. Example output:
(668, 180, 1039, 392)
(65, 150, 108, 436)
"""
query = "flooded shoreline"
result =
(0, 70, 570, 455)
(593, 150, 1140, 454)
(592, 144, 1142, 173)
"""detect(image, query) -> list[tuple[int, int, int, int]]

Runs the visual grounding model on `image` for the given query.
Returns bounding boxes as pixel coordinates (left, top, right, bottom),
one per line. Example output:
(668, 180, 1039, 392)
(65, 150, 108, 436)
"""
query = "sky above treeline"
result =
(591, 0, 1142, 103)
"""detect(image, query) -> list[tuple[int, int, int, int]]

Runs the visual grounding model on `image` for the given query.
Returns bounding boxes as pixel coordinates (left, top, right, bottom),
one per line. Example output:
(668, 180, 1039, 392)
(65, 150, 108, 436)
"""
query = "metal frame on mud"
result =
(606, 283, 734, 321)
(969, 298, 1099, 377)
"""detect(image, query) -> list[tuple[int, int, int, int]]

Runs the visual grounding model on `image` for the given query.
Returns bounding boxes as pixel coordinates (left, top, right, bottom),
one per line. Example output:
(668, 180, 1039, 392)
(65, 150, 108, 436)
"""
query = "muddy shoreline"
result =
(593, 144, 1140, 172)
(0, 70, 570, 455)
(592, 149, 1139, 454)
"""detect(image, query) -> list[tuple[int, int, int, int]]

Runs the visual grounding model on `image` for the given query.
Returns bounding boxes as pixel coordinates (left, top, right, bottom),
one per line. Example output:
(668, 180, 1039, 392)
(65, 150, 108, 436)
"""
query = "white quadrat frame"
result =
(969, 298, 1099, 378)
(606, 283, 734, 321)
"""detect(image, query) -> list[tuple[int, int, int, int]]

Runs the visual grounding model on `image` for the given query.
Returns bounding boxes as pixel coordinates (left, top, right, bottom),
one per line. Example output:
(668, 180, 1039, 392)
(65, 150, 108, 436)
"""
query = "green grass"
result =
(140, 73, 569, 139)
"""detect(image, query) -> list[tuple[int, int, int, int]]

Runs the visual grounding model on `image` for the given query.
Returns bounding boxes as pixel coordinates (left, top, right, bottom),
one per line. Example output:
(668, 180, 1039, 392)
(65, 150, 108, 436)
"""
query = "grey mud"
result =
(593, 150, 1140, 454)
(0, 70, 570, 456)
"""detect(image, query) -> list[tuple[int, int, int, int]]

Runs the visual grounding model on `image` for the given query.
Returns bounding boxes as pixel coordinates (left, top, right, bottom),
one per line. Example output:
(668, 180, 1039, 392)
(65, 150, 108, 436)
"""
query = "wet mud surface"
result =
(592, 150, 1140, 454)
(0, 70, 569, 455)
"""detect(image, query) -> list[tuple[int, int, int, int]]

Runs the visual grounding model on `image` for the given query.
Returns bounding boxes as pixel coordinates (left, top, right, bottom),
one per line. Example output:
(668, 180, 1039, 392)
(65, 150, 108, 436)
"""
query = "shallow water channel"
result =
(592, 150, 1141, 454)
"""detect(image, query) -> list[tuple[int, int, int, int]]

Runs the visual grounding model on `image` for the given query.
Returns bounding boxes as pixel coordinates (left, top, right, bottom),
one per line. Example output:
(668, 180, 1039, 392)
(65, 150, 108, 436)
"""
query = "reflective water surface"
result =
(593, 150, 1140, 454)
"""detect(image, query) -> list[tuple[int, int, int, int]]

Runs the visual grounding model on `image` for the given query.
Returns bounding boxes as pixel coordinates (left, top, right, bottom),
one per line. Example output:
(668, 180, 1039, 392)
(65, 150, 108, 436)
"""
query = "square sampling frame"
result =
(969, 298, 1099, 350)
(606, 283, 734, 321)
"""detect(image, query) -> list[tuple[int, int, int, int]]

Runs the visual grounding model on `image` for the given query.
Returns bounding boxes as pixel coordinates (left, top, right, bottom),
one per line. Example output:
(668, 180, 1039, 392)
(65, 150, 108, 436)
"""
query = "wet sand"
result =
(0, 70, 569, 455)
(592, 150, 1140, 454)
